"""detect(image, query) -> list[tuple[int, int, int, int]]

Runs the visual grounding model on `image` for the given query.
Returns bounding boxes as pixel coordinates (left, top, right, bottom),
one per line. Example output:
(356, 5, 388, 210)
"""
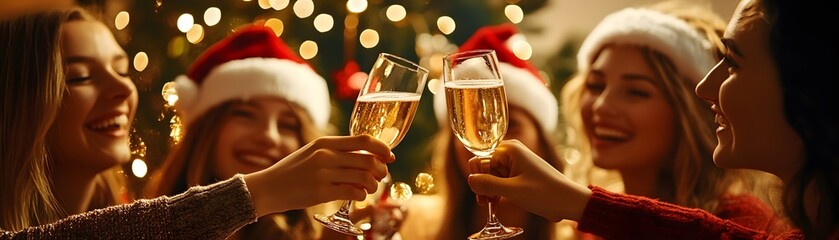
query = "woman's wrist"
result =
(242, 171, 275, 217)
(567, 185, 593, 221)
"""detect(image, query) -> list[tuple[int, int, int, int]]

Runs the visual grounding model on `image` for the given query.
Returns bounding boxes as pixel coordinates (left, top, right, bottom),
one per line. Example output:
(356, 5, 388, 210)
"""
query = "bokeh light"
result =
(299, 40, 318, 59)
(505, 5, 524, 24)
(386, 5, 406, 22)
(186, 24, 205, 44)
(293, 0, 314, 18)
(359, 29, 379, 48)
(133, 52, 148, 72)
(131, 159, 148, 178)
(264, 18, 284, 36)
(114, 11, 129, 30)
(347, 0, 368, 13)
(313, 14, 334, 32)
(176, 13, 194, 33)
(203, 7, 221, 26)
(437, 16, 456, 35)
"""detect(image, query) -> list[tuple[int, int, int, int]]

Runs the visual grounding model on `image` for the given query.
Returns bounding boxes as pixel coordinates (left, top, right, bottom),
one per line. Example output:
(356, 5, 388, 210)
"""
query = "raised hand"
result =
(244, 134, 395, 217)
(466, 139, 591, 222)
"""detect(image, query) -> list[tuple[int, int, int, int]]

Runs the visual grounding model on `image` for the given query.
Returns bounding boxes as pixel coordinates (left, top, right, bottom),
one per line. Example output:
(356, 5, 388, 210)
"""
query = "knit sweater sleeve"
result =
(576, 186, 804, 240)
(0, 174, 257, 240)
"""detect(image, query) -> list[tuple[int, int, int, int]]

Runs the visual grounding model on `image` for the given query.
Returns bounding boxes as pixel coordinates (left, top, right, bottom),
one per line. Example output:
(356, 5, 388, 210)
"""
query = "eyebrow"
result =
(721, 38, 745, 58)
(65, 54, 128, 64)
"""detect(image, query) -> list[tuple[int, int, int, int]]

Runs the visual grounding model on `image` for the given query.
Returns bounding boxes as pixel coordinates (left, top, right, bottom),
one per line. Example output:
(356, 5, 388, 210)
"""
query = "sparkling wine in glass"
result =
(314, 53, 428, 236)
(443, 49, 523, 240)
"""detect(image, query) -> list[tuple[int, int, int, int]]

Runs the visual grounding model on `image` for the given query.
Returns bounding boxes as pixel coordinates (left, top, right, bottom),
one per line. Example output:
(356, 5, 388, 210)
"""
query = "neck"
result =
(620, 168, 662, 199)
(51, 163, 98, 215)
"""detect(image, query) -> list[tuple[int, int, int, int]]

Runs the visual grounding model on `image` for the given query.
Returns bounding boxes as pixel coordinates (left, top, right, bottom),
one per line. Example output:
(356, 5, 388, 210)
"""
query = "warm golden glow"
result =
(176, 13, 194, 33)
(133, 52, 148, 72)
(167, 37, 186, 58)
(293, 0, 314, 18)
(386, 5, 406, 22)
(131, 159, 148, 178)
(186, 24, 204, 44)
(161, 81, 178, 106)
(264, 18, 284, 36)
(505, 5, 524, 24)
(269, 0, 289, 10)
(257, 0, 271, 9)
(437, 16, 456, 35)
(359, 29, 379, 48)
(114, 11, 129, 30)
(299, 40, 318, 59)
(313, 14, 334, 32)
(511, 39, 532, 60)
(347, 0, 367, 13)
(203, 7, 221, 26)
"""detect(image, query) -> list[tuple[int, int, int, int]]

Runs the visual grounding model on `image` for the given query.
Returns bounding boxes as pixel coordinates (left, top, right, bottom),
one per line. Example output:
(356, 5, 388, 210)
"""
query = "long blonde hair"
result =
(0, 9, 69, 231)
(561, 2, 779, 212)
(1, 7, 133, 231)
(145, 99, 322, 239)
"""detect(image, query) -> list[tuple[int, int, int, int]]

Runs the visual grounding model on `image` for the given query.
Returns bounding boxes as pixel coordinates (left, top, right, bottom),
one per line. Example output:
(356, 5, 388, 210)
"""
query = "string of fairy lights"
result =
(122, 0, 536, 200)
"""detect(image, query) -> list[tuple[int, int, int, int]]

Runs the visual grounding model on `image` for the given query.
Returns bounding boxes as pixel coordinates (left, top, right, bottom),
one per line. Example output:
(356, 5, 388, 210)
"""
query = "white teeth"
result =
(89, 115, 128, 130)
(594, 127, 629, 140)
(240, 154, 274, 167)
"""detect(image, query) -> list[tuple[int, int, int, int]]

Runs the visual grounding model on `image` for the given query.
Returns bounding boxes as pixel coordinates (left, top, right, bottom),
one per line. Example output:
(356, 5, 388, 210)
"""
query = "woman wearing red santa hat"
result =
(391, 23, 566, 239)
(144, 25, 340, 240)
(0, 9, 393, 238)
(558, 2, 790, 238)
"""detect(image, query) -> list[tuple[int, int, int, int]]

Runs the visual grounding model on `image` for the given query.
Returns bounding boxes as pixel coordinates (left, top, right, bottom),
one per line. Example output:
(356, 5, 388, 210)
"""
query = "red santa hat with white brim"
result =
(433, 24, 558, 134)
(173, 25, 330, 128)
(577, 8, 716, 83)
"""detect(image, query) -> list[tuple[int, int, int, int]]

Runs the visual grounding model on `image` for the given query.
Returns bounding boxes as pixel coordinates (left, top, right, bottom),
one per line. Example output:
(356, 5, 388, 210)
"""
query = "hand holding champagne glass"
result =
(315, 53, 428, 236)
(443, 49, 523, 239)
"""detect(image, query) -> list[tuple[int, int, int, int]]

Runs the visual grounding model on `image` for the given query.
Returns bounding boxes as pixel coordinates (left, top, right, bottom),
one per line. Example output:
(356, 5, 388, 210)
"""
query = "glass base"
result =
(314, 213, 364, 236)
(467, 222, 523, 240)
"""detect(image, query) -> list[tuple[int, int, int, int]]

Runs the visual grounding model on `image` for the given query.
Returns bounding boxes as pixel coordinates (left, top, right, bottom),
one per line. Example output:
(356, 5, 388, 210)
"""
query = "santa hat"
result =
(433, 24, 558, 133)
(577, 8, 715, 83)
(174, 25, 330, 128)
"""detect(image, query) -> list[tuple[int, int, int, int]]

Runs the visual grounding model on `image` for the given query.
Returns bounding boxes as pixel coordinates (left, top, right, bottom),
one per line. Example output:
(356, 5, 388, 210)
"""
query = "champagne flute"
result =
(443, 49, 523, 239)
(315, 53, 428, 236)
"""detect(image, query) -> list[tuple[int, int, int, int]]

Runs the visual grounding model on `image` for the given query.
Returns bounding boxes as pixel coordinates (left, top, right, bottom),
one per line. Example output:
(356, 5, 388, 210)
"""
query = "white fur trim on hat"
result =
(577, 8, 716, 83)
(174, 58, 331, 129)
(433, 62, 558, 134)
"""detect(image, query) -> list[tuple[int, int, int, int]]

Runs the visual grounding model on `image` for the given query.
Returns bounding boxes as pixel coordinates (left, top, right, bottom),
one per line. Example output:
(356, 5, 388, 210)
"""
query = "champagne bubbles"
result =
(415, 172, 434, 194)
(389, 182, 412, 202)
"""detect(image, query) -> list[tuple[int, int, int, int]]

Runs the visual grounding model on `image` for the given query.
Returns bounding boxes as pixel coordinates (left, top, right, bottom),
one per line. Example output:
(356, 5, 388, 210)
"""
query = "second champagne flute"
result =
(314, 53, 428, 236)
(443, 49, 523, 239)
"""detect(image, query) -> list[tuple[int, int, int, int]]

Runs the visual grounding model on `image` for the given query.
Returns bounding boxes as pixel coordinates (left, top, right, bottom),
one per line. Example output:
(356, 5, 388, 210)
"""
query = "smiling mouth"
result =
(593, 127, 630, 141)
(87, 114, 128, 132)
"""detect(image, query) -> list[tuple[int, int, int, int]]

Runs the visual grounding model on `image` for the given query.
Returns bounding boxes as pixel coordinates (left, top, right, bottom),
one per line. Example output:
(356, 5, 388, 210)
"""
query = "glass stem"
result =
(487, 199, 500, 225)
(337, 200, 353, 217)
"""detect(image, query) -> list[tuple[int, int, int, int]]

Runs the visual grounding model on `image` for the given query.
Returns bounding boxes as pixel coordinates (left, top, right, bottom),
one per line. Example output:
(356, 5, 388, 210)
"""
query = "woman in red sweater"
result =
(559, 1, 788, 237)
(467, 0, 838, 238)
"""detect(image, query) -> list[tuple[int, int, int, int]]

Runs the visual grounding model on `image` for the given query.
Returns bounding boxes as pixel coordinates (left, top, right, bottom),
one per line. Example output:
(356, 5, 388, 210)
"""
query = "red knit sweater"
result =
(577, 186, 804, 239)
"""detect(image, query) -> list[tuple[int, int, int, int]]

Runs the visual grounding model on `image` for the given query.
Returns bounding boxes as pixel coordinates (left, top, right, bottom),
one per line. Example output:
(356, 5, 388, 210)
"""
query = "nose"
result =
(695, 59, 727, 103)
(591, 87, 619, 118)
(255, 120, 282, 148)
(103, 70, 136, 103)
